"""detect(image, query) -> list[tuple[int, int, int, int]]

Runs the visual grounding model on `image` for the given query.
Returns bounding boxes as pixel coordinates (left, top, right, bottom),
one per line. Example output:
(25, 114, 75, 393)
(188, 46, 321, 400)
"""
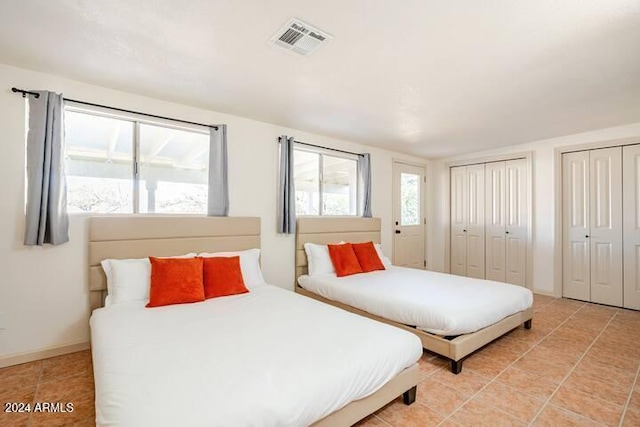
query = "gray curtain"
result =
(278, 136, 296, 234)
(358, 153, 372, 218)
(24, 91, 69, 246)
(207, 124, 229, 216)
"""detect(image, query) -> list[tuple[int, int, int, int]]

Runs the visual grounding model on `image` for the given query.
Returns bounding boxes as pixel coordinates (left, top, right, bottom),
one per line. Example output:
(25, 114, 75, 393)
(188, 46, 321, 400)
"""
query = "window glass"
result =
(64, 108, 210, 214)
(322, 155, 357, 215)
(294, 150, 320, 215)
(293, 147, 358, 216)
(400, 172, 420, 225)
(138, 124, 208, 214)
(64, 111, 134, 213)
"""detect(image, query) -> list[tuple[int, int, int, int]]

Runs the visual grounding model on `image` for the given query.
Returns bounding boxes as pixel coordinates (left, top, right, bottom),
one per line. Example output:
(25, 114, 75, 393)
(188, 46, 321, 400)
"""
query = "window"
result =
(64, 107, 209, 214)
(400, 172, 420, 225)
(293, 145, 359, 216)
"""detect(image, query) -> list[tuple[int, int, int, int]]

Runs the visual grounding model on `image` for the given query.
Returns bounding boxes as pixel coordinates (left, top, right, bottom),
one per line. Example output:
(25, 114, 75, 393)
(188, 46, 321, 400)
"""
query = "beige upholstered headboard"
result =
(89, 216, 260, 310)
(295, 217, 381, 282)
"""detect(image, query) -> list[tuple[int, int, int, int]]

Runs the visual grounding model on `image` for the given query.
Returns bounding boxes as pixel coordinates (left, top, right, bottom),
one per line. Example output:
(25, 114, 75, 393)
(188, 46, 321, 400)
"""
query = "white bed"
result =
(89, 216, 422, 427)
(91, 285, 422, 427)
(294, 217, 534, 374)
(298, 267, 533, 336)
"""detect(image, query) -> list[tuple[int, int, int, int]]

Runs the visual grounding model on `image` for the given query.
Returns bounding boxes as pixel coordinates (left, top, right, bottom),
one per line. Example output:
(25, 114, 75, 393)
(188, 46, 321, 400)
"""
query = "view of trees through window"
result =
(64, 109, 209, 214)
(293, 147, 358, 216)
(400, 173, 420, 225)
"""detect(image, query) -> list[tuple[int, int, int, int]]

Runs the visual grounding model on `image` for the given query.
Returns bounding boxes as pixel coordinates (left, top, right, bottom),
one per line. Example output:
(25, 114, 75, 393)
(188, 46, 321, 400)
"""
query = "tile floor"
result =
(0, 350, 94, 427)
(0, 294, 638, 427)
(357, 295, 640, 427)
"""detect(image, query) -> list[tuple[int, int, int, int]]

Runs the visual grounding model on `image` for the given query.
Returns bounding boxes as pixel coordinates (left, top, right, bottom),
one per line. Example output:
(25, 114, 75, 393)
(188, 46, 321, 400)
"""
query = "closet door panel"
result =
(589, 147, 623, 306)
(485, 162, 506, 282)
(623, 144, 640, 309)
(562, 151, 590, 301)
(466, 164, 485, 279)
(505, 159, 528, 286)
(450, 166, 467, 276)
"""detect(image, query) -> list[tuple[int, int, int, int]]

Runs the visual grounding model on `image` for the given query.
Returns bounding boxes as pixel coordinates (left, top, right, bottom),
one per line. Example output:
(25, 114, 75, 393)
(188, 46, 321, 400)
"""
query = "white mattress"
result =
(298, 267, 533, 335)
(90, 285, 422, 427)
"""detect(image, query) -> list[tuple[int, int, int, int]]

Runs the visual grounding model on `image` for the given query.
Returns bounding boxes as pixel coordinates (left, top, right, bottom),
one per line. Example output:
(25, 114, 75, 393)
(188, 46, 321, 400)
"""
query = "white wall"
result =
(428, 122, 640, 296)
(0, 63, 429, 361)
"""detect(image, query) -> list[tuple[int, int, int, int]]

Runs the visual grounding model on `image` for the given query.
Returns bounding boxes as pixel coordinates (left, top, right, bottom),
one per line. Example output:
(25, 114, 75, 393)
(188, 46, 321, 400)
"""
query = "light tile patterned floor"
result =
(0, 295, 639, 426)
(356, 295, 640, 427)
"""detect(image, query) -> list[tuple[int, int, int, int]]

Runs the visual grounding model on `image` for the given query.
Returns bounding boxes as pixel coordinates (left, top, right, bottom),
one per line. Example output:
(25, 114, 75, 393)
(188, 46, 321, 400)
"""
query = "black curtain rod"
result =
(280, 137, 362, 157)
(11, 87, 219, 130)
(11, 87, 40, 98)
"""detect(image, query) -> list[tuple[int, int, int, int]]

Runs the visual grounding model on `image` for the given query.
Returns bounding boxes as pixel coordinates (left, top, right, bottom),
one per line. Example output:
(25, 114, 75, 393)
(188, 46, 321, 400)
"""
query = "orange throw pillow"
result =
(203, 256, 249, 299)
(352, 241, 386, 272)
(146, 257, 205, 307)
(328, 243, 363, 277)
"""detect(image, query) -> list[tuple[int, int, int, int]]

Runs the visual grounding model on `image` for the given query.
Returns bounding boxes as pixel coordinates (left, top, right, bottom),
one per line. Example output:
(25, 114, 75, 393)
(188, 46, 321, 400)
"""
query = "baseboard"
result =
(0, 341, 90, 368)
(532, 289, 560, 298)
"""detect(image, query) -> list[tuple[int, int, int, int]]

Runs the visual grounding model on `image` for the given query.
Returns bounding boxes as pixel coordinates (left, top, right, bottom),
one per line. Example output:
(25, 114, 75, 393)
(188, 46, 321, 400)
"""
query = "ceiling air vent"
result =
(269, 18, 333, 56)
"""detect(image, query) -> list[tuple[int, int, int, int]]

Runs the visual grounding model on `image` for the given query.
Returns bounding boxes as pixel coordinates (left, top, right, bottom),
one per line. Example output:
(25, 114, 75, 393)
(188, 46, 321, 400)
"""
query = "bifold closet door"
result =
(485, 160, 527, 286)
(562, 148, 623, 305)
(589, 147, 622, 306)
(562, 151, 591, 301)
(450, 166, 468, 276)
(623, 144, 640, 310)
(485, 162, 506, 282)
(450, 165, 485, 278)
(505, 159, 528, 286)
(466, 164, 485, 279)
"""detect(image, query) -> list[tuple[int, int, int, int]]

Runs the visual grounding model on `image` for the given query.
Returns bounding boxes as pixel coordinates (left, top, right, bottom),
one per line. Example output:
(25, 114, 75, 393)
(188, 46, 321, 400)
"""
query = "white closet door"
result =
(466, 164, 485, 279)
(563, 151, 591, 301)
(485, 162, 506, 282)
(589, 147, 623, 306)
(450, 166, 468, 276)
(505, 159, 528, 286)
(623, 144, 640, 310)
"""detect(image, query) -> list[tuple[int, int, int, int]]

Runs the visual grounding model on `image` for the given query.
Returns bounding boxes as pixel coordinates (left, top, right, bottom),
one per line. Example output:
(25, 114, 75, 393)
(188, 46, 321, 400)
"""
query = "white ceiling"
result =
(1, 0, 639, 158)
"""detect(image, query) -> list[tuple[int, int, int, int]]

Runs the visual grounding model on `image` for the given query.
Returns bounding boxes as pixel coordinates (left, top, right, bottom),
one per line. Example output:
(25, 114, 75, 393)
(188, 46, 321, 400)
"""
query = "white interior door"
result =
(623, 144, 640, 310)
(466, 164, 485, 279)
(485, 161, 506, 282)
(393, 162, 425, 269)
(563, 151, 591, 301)
(505, 158, 528, 286)
(589, 147, 623, 306)
(450, 166, 467, 276)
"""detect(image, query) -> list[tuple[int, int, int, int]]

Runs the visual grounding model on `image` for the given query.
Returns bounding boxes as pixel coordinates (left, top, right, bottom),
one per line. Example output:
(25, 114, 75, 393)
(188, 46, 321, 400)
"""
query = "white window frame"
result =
(293, 143, 360, 216)
(63, 102, 210, 214)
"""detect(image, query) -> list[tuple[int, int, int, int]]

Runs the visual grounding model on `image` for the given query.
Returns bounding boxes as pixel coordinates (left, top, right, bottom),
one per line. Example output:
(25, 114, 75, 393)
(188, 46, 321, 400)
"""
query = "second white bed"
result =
(298, 267, 533, 336)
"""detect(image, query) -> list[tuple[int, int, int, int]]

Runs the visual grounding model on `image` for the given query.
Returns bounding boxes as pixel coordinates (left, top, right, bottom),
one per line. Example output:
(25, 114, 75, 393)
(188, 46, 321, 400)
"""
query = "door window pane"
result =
(322, 155, 357, 215)
(64, 111, 134, 213)
(138, 123, 209, 214)
(294, 150, 320, 215)
(401, 173, 420, 225)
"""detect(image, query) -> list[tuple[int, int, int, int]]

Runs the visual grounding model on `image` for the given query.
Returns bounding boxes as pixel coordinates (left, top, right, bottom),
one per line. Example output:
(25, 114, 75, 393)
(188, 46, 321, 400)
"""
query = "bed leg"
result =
(402, 386, 417, 405)
(524, 319, 532, 329)
(450, 359, 462, 374)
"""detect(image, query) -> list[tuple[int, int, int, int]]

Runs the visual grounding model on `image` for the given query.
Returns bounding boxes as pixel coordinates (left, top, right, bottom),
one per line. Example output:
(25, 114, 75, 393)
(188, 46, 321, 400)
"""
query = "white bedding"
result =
(298, 267, 533, 335)
(90, 285, 422, 427)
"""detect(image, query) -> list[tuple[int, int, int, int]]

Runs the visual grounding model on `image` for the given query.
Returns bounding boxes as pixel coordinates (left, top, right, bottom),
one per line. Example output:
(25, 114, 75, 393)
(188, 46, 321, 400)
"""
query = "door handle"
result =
(463, 229, 467, 232)
(585, 235, 589, 238)
(505, 231, 510, 234)
(395, 230, 401, 234)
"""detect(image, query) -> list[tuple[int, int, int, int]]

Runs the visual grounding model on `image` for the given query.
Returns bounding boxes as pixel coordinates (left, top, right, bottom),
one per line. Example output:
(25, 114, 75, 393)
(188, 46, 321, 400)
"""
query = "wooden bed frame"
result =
(294, 217, 533, 374)
(88, 215, 418, 427)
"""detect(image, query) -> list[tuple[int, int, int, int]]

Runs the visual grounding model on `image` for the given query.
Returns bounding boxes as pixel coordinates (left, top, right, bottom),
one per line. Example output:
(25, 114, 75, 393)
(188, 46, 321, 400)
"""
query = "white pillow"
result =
(374, 243, 393, 269)
(198, 248, 266, 289)
(304, 242, 336, 276)
(101, 253, 196, 306)
(303, 242, 392, 276)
